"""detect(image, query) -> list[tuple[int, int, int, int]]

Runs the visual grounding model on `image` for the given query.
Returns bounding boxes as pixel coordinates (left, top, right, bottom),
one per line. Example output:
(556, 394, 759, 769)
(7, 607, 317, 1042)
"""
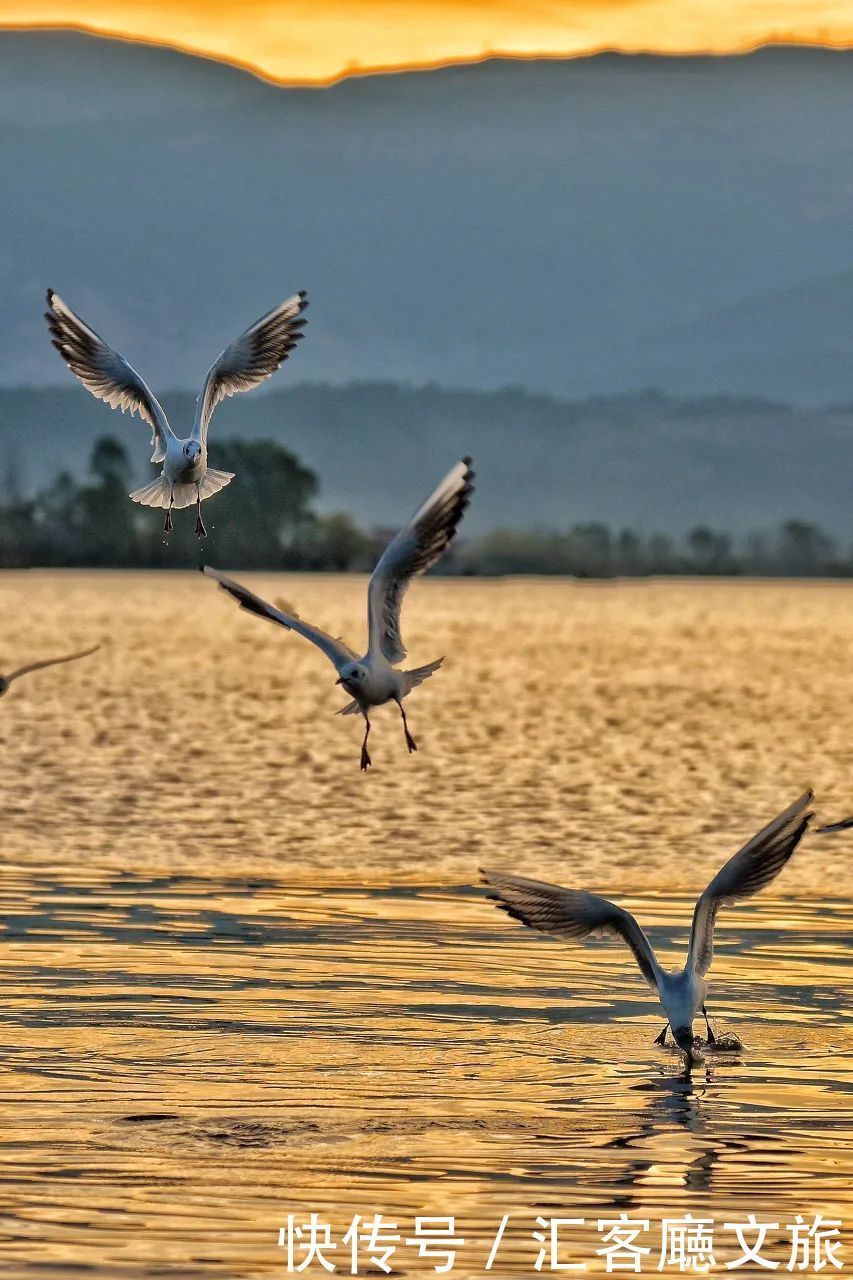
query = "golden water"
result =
(0, 573, 850, 1277)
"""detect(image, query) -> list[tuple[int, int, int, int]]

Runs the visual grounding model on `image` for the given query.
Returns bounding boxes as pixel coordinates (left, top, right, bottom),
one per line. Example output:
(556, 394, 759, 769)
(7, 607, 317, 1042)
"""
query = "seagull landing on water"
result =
(204, 457, 474, 770)
(45, 289, 308, 538)
(0, 645, 100, 697)
(481, 790, 813, 1071)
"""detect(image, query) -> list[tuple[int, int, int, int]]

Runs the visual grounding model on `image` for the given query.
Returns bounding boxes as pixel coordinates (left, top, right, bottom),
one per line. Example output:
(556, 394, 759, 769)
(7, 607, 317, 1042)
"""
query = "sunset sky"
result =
(4, 0, 853, 83)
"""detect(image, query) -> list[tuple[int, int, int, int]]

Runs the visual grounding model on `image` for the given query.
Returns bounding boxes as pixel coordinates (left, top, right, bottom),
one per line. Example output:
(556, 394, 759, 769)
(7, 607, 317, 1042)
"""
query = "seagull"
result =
(481, 790, 813, 1069)
(204, 457, 474, 769)
(45, 289, 308, 537)
(0, 645, 100, 697)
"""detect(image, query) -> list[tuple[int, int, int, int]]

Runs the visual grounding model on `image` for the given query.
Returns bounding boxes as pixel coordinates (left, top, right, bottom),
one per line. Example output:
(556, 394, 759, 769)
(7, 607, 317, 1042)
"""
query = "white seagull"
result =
(45, 289, 308, 537)
(481, 790, 813, 1068)
(204, 457, 474, 769)
(0, 645, 100, 697)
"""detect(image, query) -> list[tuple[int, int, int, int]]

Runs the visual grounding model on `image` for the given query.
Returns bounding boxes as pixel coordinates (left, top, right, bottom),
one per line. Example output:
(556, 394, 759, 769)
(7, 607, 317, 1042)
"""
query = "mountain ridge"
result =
(4, 382, 852, 538)
(2, 32, 853, 402)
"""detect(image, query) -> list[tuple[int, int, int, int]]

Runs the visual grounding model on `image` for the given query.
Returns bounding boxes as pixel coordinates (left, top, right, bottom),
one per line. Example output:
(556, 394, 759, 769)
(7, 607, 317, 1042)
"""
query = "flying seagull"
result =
(481, 790, 813, 1068)
(0, 644, 100, 697)
(45, 288, 308, 537)
(204, 457, 474, 769)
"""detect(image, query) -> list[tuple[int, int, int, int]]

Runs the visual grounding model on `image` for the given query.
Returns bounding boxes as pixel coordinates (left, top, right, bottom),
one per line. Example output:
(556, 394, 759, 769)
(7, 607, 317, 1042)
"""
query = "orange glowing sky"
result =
(4, 1, 853, 84)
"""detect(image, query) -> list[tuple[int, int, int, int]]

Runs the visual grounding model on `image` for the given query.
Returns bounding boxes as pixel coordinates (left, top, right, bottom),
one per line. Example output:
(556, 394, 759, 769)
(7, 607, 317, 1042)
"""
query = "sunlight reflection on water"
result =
(0, 870, 849, 1277)
(0, 573, 851, 1275)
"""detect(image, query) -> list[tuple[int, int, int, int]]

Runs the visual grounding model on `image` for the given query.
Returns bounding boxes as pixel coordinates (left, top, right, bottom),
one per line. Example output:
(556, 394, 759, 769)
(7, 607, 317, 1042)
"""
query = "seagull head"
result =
(336, 662, 367, 693)
(673, 1024, 704, 1065)
(183, 440, 202, 461)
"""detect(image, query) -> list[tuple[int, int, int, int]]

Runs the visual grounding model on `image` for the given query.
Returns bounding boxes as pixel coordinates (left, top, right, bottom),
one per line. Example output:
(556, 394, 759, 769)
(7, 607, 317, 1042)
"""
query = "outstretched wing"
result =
(480, 869, 661, 992)
(202, 567, 355, 672)
(367, 457, 474, 665)
(687, 790, 813, 977)
(45, 290, 173, 463)
(6, 644, 100, 685)
(192, 292, 308, 444)
(816, 815, 853, 834)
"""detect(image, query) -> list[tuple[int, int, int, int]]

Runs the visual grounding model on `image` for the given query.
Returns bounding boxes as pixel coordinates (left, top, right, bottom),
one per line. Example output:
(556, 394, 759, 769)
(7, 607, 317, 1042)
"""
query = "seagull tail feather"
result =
(129, 469, 235, 510)
(201, 468, 235, 500)
(337, 698, 362, 716)
(129, 476, 172, 509)
(403, 656, 444, 694)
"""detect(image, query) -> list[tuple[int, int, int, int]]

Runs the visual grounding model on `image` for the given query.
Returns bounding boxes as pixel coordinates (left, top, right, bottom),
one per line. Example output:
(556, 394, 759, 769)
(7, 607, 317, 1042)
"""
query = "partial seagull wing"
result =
(367, 457, 474, 664)
(688, 789, 813, 977)
(192, 292, 308, 444)
(203, 567, 355, 671)
(45, 290, 173, 463)
(816, 815, 853, 834)
(480, 869, 661, 992)
(6, 644, 100, 685)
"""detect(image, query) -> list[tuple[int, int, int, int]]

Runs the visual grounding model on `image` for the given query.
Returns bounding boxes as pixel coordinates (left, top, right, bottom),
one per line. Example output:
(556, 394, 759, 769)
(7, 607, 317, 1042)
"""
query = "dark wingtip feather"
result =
(816, 814, 853, 834)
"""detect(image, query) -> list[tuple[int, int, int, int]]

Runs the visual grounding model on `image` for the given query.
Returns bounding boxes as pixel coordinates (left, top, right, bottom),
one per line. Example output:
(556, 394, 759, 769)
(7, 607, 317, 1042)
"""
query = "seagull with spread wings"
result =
(482, 790, 813, 1068)
(45, 289, 308, 537)
(204, 457, 474, 769)
(0, 645, 100, 697)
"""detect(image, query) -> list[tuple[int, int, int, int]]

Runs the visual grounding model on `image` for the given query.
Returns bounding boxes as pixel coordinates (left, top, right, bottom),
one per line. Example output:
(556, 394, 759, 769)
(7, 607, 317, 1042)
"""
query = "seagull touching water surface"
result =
(481, 790, 813, 1069)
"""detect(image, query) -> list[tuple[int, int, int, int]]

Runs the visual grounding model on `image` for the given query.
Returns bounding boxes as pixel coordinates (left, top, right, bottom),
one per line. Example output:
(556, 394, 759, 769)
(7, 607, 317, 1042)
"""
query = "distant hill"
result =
(3, 383, 853, 537)
(3, 34, 853, 402)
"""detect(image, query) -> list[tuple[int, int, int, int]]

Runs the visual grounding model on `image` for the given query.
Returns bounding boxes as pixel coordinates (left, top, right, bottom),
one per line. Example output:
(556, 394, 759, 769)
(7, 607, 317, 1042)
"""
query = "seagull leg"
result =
(164, 490, 174, 534)
(702, 1004, 716, 1046)
(395, 697, 418, 754)
(360, 713, 372, 771)
(194, 485, 207, 539)
(653, 1025, 669, 1046)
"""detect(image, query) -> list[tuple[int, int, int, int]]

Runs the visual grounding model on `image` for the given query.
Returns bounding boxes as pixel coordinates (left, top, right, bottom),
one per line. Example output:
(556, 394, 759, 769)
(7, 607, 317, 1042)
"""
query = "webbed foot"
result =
(360, 745, 372, 771)
(164, 510, 174, 534)
(194, 514, 207, 538)
(653, 1026, 668, 1046)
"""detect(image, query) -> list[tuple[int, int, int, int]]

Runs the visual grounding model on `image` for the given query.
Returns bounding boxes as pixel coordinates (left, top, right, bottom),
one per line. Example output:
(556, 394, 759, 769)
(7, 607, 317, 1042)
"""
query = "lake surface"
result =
(0, 573, 850, 1276)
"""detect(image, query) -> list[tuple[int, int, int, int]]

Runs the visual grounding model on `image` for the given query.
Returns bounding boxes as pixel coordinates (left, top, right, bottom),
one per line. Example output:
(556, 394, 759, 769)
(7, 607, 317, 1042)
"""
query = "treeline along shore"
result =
(1, 433, 851, 578)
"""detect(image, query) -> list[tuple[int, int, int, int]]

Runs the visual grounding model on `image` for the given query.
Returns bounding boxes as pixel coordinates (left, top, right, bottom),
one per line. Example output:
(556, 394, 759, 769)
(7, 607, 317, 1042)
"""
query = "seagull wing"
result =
(45, 291, 174, 463)
(192, 292, 308, 444)
(687, 789, 813, 977)
(480, 869, 662, 992)
(6, 644, 100, 684)
(203, 567, 355, 672)
(367, 457, 474, 664)
(815, 815, 853, 834)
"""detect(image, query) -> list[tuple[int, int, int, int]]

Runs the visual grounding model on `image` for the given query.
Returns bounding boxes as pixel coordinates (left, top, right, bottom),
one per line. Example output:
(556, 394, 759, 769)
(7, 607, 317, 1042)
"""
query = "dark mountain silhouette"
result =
(3, 384, 853, 537)
(2, 33, 853, 401)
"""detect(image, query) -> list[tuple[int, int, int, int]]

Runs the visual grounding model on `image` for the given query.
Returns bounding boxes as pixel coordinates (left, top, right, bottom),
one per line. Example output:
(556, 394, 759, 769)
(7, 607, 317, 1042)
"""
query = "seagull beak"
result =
(335, 677, 344, 685)
(674, 1026, 704, 1063)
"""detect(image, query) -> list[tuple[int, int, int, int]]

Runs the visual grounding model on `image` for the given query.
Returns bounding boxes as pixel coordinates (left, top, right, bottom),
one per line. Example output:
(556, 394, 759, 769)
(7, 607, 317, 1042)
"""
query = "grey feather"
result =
(480, 869, 661, 992)
(193, 292, 308, 443)
(368, 458, 474, 664)
(687, 790, 813, 976)
(45, 290, 173, 463)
